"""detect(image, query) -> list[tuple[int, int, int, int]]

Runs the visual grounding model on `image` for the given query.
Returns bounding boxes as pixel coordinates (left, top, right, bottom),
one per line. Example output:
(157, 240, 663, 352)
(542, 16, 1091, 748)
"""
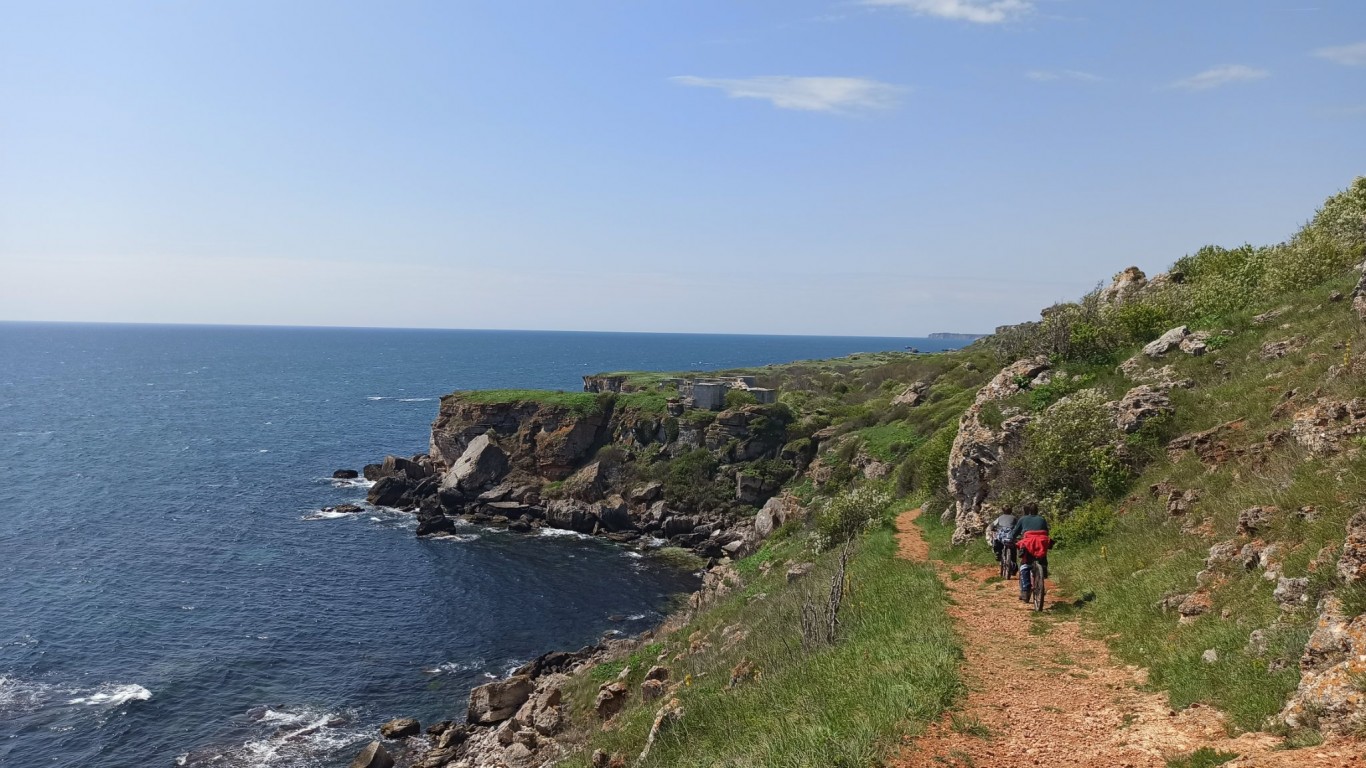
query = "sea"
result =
(0, 324, 965, 767)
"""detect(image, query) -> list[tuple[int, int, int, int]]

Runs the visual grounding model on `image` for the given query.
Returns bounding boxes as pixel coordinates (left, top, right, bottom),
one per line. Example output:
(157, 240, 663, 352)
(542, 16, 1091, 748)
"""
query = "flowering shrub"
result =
(814, 484, 893, 550)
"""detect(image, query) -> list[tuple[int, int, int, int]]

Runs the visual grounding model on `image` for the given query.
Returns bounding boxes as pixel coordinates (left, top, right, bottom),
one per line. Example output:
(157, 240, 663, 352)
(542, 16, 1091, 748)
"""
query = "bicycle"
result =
(1018, 555, 1046, 611)
(999, 541, 1017, 580)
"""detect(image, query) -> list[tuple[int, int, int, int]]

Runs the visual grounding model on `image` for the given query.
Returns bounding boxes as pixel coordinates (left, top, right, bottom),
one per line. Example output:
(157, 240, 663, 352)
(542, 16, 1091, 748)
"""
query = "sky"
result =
(1, 0, 1364, 336)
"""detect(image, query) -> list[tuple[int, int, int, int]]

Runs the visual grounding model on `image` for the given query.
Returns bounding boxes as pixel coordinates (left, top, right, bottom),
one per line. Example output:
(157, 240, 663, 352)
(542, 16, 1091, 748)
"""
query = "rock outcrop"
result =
(430, 395, 613, 480)
(947, 357, 1049, 544)
(1291, 399, 1366, 455)
(1143, 326, 1190, 358)
(1098, 266, 1147, 306)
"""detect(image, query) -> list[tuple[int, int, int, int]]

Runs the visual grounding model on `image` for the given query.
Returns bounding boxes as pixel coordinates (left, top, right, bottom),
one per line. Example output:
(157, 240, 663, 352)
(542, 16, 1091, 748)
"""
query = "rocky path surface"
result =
(889, 509, 1362, 768)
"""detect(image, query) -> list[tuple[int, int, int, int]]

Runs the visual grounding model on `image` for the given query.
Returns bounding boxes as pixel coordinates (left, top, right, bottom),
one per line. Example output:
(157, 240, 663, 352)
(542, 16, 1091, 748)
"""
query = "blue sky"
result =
(1, 0, 1363, 335)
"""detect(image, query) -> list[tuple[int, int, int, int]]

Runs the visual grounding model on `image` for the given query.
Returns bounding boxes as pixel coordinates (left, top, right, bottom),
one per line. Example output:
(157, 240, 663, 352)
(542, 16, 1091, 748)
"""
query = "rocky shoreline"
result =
(337, 384, 813, 766)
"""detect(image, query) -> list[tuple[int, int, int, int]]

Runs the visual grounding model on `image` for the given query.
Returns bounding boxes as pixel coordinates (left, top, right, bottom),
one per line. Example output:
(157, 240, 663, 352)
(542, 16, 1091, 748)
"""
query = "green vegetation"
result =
(457, 388, 607, 415)
(562, 524, 961, 768)
(1166, 747, 1239, 768)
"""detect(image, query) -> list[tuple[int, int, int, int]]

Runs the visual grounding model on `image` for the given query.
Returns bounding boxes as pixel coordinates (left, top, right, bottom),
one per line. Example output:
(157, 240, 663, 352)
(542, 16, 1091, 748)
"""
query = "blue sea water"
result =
(0, 324, 962, 767)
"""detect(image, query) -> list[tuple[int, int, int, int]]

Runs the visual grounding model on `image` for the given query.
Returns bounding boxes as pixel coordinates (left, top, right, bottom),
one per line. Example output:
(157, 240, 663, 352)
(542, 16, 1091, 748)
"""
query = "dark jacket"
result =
(1009, 514, 1048, 541)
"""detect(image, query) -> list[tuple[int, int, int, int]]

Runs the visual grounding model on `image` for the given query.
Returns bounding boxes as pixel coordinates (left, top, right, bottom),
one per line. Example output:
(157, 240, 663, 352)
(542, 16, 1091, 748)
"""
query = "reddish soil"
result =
(889, 509, 1362, 768)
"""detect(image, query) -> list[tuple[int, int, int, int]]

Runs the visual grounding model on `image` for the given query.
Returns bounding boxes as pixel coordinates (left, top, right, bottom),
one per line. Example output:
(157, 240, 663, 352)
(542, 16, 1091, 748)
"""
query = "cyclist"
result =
(987, 505, 1017, 569)
(1009, 502, 1051, 603)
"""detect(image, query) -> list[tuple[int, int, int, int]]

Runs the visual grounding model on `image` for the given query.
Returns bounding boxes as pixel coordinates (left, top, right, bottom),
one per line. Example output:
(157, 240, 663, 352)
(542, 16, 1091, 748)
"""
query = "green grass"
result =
(456, 389, 606, 415)
(856, 422, 924, 462)
(559, 527, 962, 768)
(1166, 747, 1239, 768)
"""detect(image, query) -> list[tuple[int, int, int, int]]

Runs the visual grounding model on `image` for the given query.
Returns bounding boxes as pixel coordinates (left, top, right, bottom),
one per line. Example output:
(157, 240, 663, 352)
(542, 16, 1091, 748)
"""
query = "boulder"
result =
(786, 563, 815, 583)
(415, 514, 457, 537)
(892, 380, 931, 407)
(1099, 266, 1147, 306)
(1236, 506, 1278, 536)
(1253, 305, 1291, 325)
(513, 679, 565, 736)
(1178, 331, 1212, 356)
(333, 469, 359, 479)
(1177, 592, 1213, 623)
(594, 681, 629, 720)
(348, 742, 395, 768)
(1273, 577, 1310, 610)
(1143, 326, 1189, 358)
(1201, 649, 1219, 664)
(1259, 336, 1308, 361)
(644, 665, 670, 682)
(1278, 595, 1366, 737)
(1291, 399, 1366, 455)
(367, 476, 410, 508)
(1338, 509, 1366, 585)
(755, 494, 802, 540)
(467, 675, 535, 725)
(595, 497, 633, 532)
(1111, 385, 1173, 434)
(641, 678, 666, 702)
(379, 717, 420, 739)
(441, 434, 510, 496)
(628, 482, 663, 504)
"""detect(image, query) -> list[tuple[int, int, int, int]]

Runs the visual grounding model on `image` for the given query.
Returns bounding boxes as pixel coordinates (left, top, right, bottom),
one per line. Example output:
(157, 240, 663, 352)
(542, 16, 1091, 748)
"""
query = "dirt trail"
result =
(889, 509, 1362, 768)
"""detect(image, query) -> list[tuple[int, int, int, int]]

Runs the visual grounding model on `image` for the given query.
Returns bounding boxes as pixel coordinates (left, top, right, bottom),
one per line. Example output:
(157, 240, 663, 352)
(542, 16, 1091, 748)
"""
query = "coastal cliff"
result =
(348, 178, 1366, 768)
(360, 389, 804, 558)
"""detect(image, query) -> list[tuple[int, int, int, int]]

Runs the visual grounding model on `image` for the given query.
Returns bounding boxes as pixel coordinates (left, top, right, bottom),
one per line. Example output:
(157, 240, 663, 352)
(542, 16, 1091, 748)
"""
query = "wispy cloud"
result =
(1168, 64, 1269, 91)
(1026, 69, 1102, 82)
(670, 76, 902, 112)
(860, 0, 1033, 24)
(1313, 41, 1366, 66)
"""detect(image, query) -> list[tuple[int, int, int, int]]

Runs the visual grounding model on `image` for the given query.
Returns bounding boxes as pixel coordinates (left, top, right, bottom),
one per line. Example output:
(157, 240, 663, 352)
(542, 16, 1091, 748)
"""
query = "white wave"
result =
(538, 527, 590, 539)
(398, 397, 435, 402)
(329, 477, 374, 489)
(627, 613, 647, 621)
(257, 449, 269, 453)
(431, 533, 480, 543)
(422, 660, 485, 676)
(366, 396, 387, 401)
(183, 706, 364, 768)
(624, 551, 644, 559)
(301, 508, 354, 521)
(641, 537, 668, 549)
(68, 683, 152, 706)
(0, 675, 55, 712)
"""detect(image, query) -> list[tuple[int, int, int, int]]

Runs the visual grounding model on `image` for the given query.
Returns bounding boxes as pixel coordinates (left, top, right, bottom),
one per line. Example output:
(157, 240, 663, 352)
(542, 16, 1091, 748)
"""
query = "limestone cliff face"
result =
(946, 357, 1050, 545)
(430, 396, 613, 480)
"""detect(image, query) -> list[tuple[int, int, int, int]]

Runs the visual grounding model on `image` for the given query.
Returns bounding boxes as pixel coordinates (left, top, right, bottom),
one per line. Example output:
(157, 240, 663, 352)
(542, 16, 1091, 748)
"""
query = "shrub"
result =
(1015, 389, 1126, 507)
(725, 388, 758, 408)
(814, 485, 894, 550)
(659, 449, 726, 511)
(1052, 500, 1117, 547)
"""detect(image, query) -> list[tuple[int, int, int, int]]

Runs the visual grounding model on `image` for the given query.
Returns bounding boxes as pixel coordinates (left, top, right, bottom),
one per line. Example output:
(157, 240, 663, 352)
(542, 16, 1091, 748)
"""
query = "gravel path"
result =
(889, 509, 1362, 768)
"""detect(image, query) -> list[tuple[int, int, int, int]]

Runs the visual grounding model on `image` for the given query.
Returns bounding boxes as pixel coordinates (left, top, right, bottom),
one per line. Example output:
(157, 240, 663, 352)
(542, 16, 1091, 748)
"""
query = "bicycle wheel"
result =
(1000, 552, 1011, 580)
(1031, 562, 1046, 611)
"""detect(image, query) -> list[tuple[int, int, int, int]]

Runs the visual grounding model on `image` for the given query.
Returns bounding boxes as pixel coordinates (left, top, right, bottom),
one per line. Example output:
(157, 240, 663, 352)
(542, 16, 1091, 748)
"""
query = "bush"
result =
(814, 485, 894, 550)
(725, 388, 758, 408)
(1015, 389, 1126, 507)
(658, 449, 726, 511)
(1052, 500, 1117, 547)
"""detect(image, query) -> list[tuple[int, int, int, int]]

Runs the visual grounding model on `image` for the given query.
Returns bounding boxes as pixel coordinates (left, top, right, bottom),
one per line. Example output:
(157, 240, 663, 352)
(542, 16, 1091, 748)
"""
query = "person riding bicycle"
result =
(987, 505, 1017, 565)
(1009, 502, 1051, 603)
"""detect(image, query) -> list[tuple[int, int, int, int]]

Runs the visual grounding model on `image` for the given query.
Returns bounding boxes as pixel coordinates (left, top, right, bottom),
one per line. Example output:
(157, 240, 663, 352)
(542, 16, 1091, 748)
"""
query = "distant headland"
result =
(927, 332, 987, 340)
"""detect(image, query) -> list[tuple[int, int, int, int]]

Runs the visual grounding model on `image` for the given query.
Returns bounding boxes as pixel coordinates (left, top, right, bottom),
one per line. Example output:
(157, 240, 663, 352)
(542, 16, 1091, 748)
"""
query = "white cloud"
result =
(670, 76, 902, 112)
(860, 0, 1033, 24)
(1168, 64, 1269, 91)
(1313, 41, 1366, 66)
(1026, 69, 1102, 82)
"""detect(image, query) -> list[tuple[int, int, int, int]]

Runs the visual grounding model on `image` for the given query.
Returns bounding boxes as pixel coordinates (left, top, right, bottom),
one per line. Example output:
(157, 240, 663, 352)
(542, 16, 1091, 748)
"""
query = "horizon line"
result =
(0, 318, 990, 341)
